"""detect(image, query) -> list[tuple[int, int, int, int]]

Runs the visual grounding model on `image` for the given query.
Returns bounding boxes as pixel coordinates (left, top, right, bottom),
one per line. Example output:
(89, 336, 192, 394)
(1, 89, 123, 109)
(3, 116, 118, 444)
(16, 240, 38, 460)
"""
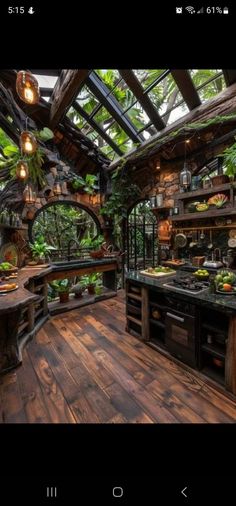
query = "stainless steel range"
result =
(163, 275, 210, 294)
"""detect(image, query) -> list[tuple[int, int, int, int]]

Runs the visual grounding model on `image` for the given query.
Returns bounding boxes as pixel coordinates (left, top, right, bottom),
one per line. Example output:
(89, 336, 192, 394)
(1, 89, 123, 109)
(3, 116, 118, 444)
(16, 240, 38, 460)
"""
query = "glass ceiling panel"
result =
(133, 69, 166, 89)
(148, 73, 184, 116)
(190, 69, 223, 88)
(197, 75, 226, 103)
(94, 69, 120, 91)
(93, 106, 112, 127)
(76, 85, 100, 115)
(105, 121, 129, 145)
(126, 104, 150, 130)
(67, 107, 85, 129)
(33, 74, 58, 89)
(165, 102, 189, 126)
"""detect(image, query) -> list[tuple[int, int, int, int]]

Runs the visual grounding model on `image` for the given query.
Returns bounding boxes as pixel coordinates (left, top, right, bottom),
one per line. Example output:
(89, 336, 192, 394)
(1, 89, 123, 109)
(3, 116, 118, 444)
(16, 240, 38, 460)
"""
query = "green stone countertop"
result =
(126, 271, 236, 315)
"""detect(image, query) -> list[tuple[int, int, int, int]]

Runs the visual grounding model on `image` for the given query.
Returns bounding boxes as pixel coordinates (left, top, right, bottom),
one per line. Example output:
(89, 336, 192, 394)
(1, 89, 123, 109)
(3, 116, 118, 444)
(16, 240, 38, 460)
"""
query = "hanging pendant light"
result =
(179, 134, 192, 191)
(20, 130, 38, 154)
(16, 160, 29, 180)
(23, 184, 36, 204)
(16, 71, 40, 104)
(53, 176, 62, 196)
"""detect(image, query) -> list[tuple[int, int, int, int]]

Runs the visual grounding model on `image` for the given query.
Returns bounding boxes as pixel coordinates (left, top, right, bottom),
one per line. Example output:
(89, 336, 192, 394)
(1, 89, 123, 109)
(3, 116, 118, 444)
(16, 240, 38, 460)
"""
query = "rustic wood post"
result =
(141, 286, 149, 341)
(225, 315, 236, 395)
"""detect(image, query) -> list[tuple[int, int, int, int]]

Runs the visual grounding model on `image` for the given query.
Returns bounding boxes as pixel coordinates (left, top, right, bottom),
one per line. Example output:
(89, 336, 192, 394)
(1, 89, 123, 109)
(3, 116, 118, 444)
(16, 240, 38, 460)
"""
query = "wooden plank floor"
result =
(0, 291, 236, 423)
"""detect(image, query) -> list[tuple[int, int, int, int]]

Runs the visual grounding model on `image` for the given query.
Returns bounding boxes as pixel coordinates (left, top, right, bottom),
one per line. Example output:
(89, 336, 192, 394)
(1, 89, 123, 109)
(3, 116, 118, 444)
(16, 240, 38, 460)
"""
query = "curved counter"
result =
(0, 259, 118, 373)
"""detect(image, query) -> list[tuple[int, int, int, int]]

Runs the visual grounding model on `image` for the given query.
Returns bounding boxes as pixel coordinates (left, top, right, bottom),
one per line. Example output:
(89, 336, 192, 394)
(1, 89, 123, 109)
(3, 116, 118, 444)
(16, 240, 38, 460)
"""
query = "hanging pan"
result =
(174, 231, 187, 248)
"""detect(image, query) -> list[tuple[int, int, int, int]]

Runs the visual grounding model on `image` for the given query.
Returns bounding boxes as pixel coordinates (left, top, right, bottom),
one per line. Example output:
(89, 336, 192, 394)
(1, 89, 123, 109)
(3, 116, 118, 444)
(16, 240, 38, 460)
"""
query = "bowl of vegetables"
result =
(0, 262, 18, 275)
(193, 269, 210, 280)
(214, 269, 236, 294)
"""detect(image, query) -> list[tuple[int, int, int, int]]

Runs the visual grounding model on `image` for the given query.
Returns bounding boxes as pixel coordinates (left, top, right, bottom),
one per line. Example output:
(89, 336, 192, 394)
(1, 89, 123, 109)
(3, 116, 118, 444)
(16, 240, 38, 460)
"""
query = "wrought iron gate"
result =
(126, 200, 158, 271)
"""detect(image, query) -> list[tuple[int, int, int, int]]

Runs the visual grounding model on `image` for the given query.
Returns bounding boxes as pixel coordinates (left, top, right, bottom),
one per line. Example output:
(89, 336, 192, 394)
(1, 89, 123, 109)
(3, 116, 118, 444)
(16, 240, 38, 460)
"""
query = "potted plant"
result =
(50, 278, 70, 303)
(81, 273, 99, 295)
(29, 235, 56, 264)
(80, 234, 105, 259)
(70, 282, 84, 299)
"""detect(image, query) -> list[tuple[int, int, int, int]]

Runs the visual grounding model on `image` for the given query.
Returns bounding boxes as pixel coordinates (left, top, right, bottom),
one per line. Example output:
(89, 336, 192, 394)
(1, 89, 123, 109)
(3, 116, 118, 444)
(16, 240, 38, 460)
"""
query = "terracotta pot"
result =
(87, 284, 95, 295)
(74, 291, 83, 299)
(212, 175, 229, 186)
(59, 291, 69, 303)
(89, 249, 104, 259)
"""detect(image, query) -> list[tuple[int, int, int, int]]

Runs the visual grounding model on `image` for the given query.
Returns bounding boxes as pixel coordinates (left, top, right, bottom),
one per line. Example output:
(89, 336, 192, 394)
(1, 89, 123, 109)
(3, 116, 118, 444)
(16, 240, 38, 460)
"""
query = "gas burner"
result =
(163, 275, 210, 294)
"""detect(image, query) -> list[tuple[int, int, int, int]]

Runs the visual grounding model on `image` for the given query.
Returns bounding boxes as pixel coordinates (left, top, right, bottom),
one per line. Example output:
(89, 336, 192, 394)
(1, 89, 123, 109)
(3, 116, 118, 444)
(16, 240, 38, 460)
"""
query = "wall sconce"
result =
(23, 184, 36, 204)
(16, 160, 29, 180)
(20, 131, 38, 154)
(149, 195, 157, 208)
(53, 177, 62, 196)
(16, 71, 40, 104)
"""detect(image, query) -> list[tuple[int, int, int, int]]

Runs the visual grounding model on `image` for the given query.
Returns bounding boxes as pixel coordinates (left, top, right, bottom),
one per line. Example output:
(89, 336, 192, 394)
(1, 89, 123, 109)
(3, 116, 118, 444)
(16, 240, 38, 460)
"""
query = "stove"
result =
(163, 275, 210, 294)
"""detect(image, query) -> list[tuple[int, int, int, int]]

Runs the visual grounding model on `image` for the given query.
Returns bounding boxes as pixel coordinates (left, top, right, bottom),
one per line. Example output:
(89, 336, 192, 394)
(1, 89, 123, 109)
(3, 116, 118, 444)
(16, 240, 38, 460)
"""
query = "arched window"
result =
(29, 201, 100, 261)
(127, 200, 158, 271)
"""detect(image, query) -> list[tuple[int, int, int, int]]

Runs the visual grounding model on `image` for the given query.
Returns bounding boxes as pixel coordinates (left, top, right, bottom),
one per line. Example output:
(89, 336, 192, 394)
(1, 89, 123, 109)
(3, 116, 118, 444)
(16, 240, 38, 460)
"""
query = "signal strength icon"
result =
(197, 7, 204, 14)
(185, 6, 195, 13)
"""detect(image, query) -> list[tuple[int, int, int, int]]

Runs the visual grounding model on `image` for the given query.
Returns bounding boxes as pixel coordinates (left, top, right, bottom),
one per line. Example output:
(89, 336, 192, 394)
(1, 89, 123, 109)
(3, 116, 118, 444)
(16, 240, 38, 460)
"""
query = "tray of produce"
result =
(0, 262, 18, 275)
(0, 282, 18, 293)
(140, 266, 176, 277)
(214, 269, 236, 294)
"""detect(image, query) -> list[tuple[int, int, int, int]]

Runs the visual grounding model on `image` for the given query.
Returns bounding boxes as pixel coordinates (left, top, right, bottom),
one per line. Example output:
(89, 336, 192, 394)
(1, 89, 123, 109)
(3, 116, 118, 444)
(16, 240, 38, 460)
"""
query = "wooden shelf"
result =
(34, 283, 45, 292)
(127, 292, 142, 301)
(48, 288, 116, 316)
(35, 308, 44, 319)
(172, 224, 236, 231)
(150, 301, 166, 310)
(170, 207, 236, 221)
(175, 183, 232, 200)
(202, 322, 227, 335)
(0, 223, 26, 230)
(149, 318, 165, 329)
(151, 206, 171, 212)
(126, 315, 142, 326)
(201, 343, 226, 359)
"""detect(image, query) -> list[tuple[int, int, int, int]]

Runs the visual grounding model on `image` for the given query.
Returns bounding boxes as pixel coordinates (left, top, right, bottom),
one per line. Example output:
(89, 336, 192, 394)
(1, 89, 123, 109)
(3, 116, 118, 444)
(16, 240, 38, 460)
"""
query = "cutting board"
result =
(140, 269, 176, 278)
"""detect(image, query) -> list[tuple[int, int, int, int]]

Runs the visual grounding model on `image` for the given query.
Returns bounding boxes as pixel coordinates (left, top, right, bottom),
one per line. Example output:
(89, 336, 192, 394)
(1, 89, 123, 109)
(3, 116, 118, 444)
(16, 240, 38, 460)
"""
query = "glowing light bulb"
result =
(20, 131, 37, 154)
(24, 137, 33, 153)
(24, 86, 34, 104)
(16, 160, 29, 180)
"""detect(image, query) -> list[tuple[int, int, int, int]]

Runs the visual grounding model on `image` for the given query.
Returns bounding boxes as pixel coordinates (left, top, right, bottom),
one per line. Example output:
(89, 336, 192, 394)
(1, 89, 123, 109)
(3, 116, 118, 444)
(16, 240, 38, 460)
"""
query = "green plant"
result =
(50, 278, 70, 293)
(80, 234, 105, 250)
(219, 139, 236, 178)
(29, 235, 56, 259)
(71, 173, 99, 195)
(80, 273, 99, 286)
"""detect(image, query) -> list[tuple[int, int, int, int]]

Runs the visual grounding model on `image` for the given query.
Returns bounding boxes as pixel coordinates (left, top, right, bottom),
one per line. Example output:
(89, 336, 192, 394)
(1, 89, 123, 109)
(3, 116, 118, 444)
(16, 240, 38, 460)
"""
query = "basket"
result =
(89, 249, 104, 259)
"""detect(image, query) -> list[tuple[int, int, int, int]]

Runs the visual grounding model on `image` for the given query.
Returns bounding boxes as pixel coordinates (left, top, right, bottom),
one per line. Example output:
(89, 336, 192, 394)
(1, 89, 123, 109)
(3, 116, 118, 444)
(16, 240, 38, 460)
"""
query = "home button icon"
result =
(112, 486, 124, 498)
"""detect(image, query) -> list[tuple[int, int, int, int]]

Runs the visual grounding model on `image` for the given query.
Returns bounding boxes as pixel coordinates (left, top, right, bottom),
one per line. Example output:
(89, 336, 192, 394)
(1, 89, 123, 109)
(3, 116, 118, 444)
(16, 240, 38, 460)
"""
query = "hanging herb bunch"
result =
(1, 127, 54, 187)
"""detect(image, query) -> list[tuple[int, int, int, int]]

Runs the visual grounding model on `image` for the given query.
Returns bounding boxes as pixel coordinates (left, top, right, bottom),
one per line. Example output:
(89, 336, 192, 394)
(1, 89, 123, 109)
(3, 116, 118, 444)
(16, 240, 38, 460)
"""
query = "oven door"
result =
(165, 310, 197, 367)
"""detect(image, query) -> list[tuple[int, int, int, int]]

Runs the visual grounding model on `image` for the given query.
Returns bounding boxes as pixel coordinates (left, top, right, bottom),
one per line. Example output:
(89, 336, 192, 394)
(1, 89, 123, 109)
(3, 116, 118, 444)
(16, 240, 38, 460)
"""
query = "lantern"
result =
(180, 163, 192, 191)
(150, 195, 156, 208)
(20, 131, 37, 155)
(23, 184, 36, 204)
(16, 160, 29, 180)
(53, 177, 62, 196)
(16, 71, 40, 104)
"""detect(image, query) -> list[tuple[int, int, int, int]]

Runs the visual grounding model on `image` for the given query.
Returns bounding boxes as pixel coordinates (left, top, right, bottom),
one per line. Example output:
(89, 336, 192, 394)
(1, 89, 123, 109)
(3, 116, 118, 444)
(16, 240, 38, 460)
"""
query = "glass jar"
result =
(202, 175, 212, 189)
(180, 163, 192, 191)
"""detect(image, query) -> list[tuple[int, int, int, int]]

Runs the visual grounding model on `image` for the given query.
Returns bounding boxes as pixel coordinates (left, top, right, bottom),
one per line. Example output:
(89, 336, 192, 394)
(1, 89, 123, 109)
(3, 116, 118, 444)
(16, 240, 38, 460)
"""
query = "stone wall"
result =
(140, 165, 180, 207)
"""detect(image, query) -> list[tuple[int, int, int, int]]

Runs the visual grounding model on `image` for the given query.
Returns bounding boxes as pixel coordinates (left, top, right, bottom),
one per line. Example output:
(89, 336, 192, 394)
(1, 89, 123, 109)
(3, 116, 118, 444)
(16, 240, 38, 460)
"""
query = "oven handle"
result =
(166, 312, 184, 323)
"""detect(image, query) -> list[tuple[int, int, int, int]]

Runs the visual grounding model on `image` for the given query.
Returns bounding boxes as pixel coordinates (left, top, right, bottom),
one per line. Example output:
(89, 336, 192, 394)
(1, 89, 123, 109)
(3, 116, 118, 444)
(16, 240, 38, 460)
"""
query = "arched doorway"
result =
(29, 201, 101, 261)
(126, 200, 158, 271)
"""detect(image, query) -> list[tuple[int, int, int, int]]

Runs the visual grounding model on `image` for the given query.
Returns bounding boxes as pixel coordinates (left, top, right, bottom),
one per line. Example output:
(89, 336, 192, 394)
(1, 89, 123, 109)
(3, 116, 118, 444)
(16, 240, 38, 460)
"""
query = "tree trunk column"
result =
(0, 309, 22, 373)
(225, 315, 236, 395)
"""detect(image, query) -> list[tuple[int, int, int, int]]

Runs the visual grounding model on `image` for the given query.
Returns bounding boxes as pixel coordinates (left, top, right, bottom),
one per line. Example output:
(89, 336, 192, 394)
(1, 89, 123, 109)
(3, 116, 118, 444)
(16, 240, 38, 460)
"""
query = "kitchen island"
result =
(0, 259, 118, 374)
(126, 270, 236, 396)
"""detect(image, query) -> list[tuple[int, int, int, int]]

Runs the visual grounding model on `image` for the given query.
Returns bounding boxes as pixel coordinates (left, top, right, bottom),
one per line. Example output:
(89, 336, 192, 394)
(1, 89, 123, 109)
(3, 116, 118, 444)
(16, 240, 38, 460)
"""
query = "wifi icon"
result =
(185, 6, 195, 13)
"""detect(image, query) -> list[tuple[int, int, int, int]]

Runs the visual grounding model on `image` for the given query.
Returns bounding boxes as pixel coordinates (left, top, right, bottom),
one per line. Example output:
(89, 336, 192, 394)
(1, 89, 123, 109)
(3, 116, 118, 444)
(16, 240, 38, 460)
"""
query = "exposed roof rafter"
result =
(72, 101, 123, 156)
(49, 69, 90, 129)
(86, 71, 143, 144)
(118, 69, 166, 131)
(223, 69, 236, 86)
(171, 69, 201, 110)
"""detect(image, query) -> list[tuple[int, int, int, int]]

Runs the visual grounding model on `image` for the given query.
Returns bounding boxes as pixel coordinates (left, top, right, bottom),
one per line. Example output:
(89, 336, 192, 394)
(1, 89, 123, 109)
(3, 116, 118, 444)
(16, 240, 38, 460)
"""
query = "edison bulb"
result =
(24, 137, 34, 153)
(16, 160, 29, 180)
(19, 165, 27, 178)
(24, 86, 34, 104)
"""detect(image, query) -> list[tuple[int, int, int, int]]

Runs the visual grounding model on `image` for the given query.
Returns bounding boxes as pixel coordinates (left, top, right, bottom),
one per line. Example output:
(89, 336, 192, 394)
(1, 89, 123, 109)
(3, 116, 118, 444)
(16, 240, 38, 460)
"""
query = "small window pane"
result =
(133, 69, 166, 89)
(76, 85, 100, 115)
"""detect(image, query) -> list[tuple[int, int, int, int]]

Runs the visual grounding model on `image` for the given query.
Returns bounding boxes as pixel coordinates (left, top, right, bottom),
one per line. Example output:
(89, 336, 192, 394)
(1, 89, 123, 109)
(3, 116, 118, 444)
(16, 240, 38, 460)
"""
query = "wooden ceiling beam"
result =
(118, 69, 166, 131)
(49, 69, 90, 129)
(171, 69, 201, 110)
(223, 69, 236, 86)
